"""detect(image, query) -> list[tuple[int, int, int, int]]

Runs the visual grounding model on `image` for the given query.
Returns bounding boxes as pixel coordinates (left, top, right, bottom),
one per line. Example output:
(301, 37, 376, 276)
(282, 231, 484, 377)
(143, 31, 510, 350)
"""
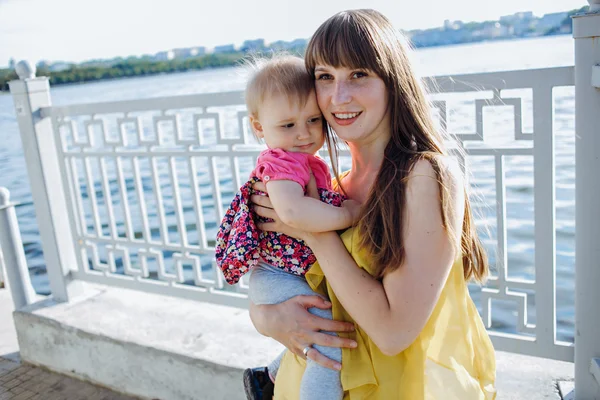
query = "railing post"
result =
(573, 2, 600, 399)
(8, 61, 82, 303)
(0, 246, 5, 288)
(0, 187, 36, 308)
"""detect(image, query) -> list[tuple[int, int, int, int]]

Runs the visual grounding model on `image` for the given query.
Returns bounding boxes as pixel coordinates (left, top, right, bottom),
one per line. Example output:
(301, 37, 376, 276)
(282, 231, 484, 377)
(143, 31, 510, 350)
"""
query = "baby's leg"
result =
(300, 304, 343, 400)
(249, 262, 343, 400)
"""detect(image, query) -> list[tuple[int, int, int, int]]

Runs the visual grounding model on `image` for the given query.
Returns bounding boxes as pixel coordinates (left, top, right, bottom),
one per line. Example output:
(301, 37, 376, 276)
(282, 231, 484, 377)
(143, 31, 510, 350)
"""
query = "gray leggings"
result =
(249, 262, 343, 400)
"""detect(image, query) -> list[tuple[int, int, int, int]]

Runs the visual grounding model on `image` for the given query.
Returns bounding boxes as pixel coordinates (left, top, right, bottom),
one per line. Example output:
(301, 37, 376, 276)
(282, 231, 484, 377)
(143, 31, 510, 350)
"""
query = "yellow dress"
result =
(273, 227, 497, 400)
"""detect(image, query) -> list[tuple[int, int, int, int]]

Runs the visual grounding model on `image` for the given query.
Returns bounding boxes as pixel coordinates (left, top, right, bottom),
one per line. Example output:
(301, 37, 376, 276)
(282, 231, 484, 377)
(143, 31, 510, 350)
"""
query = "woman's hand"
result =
(251, 181, 313, 242)
(249, 296, 357, 370)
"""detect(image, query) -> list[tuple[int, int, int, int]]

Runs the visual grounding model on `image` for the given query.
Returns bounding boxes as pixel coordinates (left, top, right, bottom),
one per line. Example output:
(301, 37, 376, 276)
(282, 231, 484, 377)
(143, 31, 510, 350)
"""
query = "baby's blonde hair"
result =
(244, 54, 315, 119)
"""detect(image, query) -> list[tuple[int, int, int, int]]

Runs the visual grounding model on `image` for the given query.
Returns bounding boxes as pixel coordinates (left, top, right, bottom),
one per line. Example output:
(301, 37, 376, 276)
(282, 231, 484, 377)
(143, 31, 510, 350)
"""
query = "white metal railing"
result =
(0, 187, 36, 307)
(431, 66, 574, 363)
(7, 65, 576, 365)
(46, 90, 257, 307)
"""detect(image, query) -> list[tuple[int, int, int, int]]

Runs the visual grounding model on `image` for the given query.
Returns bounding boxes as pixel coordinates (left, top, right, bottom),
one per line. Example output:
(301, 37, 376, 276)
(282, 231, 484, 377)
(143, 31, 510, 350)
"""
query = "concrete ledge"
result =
(12, 284, 283, 400)
(495, 351, 574, 399)
(9, 285, 575, 400)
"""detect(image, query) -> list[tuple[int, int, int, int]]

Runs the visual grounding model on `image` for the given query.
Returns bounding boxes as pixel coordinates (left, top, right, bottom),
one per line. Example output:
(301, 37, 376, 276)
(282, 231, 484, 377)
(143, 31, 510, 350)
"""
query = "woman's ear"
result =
(249, 115, 264, 138)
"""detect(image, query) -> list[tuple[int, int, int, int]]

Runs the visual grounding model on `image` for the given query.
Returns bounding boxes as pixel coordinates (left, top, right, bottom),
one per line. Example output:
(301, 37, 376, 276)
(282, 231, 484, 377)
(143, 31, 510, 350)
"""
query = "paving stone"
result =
(0, 358, 139, 400)
(11, 390, 36, 400)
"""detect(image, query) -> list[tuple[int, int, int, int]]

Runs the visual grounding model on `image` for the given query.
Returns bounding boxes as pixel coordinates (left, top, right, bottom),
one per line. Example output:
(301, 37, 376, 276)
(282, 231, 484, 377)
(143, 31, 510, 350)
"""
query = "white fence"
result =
(7, 65, 576, 366)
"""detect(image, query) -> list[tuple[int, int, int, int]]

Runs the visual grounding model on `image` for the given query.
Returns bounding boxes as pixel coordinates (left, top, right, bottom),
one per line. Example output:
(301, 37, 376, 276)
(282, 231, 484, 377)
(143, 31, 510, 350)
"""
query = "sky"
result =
(0, 0, 585, 68)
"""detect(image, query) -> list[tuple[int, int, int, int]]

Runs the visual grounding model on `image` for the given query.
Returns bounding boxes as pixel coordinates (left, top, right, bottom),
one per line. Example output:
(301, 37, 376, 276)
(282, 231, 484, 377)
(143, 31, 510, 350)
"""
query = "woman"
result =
(249, 9, 496, 399)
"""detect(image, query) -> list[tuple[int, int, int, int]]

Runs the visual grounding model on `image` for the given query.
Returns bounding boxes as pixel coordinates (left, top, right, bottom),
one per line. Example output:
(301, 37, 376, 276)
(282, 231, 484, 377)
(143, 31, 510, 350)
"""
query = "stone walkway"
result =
(0, 357, 139, 400)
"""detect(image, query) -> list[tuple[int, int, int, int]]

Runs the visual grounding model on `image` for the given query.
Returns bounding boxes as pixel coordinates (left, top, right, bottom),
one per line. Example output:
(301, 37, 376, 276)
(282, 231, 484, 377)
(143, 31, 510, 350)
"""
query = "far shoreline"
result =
(0, 33, 573, 94)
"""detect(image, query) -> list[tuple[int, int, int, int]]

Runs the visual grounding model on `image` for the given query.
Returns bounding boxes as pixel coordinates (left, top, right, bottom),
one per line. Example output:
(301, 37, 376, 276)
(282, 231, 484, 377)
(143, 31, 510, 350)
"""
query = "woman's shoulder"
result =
(408, 156, 464, 194)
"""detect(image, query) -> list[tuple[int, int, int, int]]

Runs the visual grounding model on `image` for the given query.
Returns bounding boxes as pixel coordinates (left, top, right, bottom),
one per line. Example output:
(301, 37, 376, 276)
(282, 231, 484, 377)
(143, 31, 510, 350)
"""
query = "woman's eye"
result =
(316, 73, 332, 80)
(352, 71, 367, 79)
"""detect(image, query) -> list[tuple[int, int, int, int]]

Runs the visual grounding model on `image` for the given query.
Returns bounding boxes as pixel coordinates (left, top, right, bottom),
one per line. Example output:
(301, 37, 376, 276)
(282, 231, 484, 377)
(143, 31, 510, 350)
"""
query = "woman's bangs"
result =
(306, 15, 380, 74)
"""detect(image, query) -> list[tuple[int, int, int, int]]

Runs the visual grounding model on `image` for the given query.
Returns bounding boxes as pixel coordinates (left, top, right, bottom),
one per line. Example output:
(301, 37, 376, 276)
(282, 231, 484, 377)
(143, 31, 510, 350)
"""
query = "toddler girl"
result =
(215, 55, 358, 400)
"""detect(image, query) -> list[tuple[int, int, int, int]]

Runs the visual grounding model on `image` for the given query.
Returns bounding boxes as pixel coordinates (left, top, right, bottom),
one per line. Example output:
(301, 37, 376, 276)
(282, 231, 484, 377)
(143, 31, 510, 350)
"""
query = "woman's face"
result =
(314, 65, 391, 145)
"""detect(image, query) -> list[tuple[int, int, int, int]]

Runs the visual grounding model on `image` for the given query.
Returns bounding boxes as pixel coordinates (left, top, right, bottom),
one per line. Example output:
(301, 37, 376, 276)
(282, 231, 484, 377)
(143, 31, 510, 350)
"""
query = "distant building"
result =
(172, 47, 206, 59)
(213, 44, 236, 54)
(154, 51, 175, 61)
(500, 11, 534, 24)
(443, 20, 463, 30)
(241, 39, 266, 52)
(482, 22, 510, 38)
(499, 11, 539, 36)
(538, 12, 568, 29)
(410, 27, 470, 47)
(268, 38, 307, 51)
(8, 58, 16, 69)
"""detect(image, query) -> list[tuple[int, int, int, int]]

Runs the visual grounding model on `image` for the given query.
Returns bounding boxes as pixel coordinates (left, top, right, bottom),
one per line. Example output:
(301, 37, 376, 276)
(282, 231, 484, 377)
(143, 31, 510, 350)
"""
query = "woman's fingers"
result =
(310, 315, 356, 335)
(295, 295, 331, 309)
(257, 221, 278, 232)
(294, 296, 356, 333)
(252, 181, 268, 193)
(305, 345, 342, 371)
(250, 194, 273, 209)
(248, 296, 357, 372)
(254, 205, 278, 221)
(309, 330, 357, 350)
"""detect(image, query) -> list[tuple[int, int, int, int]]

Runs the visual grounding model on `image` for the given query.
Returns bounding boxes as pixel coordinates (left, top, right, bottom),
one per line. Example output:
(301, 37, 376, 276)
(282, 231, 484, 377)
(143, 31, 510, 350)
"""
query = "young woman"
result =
(248, 9, 497, 399)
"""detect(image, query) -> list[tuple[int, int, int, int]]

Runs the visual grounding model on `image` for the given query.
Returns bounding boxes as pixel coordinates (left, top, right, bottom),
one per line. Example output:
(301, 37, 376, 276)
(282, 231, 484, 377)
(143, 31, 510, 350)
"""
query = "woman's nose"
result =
(331, 81, 351, 105)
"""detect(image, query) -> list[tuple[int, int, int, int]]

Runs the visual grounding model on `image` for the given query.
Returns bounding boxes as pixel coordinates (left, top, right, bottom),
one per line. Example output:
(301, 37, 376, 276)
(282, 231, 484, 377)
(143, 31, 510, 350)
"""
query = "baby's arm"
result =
(266, 180, 358, 232)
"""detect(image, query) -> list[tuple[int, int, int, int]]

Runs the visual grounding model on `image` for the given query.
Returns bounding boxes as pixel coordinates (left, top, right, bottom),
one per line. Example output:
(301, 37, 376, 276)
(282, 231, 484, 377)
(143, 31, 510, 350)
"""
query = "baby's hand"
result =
(342, 199, 362, 225)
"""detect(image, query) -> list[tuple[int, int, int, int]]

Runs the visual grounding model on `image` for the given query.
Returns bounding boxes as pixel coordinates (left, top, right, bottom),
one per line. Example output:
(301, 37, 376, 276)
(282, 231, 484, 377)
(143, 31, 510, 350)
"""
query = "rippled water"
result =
(0, 35, 576, 341)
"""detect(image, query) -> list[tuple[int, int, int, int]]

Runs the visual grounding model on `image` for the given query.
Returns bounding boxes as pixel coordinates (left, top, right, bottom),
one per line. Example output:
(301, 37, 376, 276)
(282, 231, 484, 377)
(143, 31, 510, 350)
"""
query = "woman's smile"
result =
(332, 111, 362, 126)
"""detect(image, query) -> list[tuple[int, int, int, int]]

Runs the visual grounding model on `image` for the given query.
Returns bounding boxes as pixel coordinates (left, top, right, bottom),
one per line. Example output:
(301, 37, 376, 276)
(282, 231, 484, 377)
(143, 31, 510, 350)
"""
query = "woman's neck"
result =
(342, 136, 389, 203)
(348, 136, 387, 178)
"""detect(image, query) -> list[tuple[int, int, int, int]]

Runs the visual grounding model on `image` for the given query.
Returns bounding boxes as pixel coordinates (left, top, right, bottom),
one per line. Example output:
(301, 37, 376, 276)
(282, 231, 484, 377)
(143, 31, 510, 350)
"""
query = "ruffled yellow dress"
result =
(273, 226, 497, 399)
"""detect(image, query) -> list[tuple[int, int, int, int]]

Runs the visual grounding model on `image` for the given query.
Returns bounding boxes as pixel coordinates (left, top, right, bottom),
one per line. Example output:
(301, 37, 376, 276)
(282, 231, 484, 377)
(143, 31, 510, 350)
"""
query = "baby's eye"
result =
(282, 123, 295, 128)
(308, 117, 322, 124)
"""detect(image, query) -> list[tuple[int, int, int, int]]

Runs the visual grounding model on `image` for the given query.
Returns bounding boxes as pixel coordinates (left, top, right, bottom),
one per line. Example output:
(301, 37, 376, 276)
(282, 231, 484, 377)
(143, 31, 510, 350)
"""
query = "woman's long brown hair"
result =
(305, 9, 488, 282)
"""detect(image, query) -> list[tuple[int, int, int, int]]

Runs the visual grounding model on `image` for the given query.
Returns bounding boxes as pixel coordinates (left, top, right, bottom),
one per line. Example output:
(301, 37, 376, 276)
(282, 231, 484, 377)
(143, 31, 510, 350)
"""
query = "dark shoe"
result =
(243, 366, 274, 400)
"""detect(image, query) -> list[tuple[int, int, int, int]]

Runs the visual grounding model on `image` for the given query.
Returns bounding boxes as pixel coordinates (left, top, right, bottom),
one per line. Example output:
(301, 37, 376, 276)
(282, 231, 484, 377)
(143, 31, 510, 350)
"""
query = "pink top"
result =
(215, 148, 345, 285)
(253, 148, 333, 191)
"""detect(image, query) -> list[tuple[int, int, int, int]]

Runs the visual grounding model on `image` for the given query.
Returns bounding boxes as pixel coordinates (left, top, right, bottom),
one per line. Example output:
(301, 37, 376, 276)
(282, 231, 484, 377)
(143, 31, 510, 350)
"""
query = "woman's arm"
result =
(266, 180, 359, 232)
(254, 159, 464, 356)
(248, 296, 357, 370)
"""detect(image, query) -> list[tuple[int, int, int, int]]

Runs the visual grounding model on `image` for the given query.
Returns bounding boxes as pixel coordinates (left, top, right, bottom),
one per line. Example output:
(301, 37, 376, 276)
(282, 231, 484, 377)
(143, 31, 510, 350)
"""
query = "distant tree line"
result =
(0, 52, 251, 92)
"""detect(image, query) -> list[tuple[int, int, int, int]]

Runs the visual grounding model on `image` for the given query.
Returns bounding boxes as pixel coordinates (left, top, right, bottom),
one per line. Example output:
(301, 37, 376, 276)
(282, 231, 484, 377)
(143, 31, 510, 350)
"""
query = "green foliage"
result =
(0, 51, 252, 91)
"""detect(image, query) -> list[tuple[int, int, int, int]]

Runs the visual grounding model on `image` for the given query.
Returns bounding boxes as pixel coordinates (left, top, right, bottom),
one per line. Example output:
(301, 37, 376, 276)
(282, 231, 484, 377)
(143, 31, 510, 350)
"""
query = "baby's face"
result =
(251, 90, 325, 154)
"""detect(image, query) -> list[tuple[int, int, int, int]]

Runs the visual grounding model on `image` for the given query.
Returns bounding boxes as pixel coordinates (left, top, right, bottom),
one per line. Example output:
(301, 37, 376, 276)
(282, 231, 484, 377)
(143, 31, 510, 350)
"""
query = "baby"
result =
(215, 55, 358, 400)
